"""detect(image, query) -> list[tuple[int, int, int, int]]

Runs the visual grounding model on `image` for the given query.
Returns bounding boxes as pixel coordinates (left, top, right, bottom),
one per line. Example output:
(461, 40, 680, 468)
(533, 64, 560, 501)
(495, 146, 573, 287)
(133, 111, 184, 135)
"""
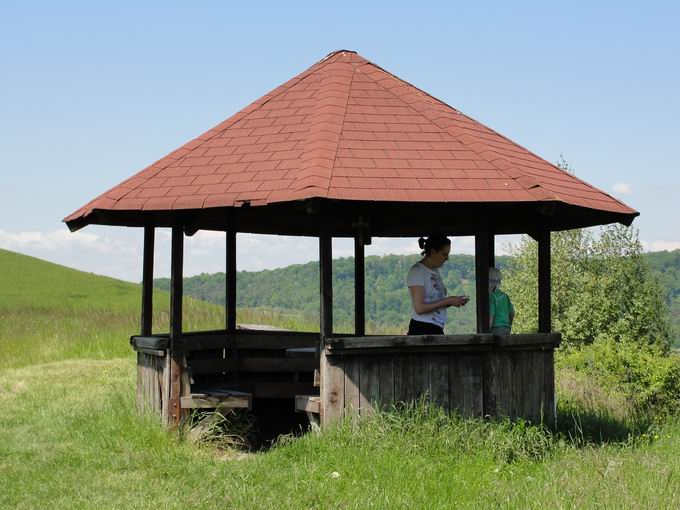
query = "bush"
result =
(504, 225, 672, 350)
(557, 341, 680, 416)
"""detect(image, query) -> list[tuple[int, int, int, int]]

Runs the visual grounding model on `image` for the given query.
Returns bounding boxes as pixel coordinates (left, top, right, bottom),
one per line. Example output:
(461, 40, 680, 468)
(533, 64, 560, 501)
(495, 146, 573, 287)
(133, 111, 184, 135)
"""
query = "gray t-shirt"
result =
(407, 262, 447, 328)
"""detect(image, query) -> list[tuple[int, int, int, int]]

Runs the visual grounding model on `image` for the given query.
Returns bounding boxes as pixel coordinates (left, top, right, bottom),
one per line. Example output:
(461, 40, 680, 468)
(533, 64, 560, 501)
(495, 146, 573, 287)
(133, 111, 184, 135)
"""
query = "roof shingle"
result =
(65, 50, 636, 224)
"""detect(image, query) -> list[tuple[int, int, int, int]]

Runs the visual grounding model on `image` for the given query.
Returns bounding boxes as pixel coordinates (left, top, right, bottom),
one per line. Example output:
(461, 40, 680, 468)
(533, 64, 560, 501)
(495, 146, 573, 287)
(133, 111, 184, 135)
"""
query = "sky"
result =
(1, 1, 679, 282)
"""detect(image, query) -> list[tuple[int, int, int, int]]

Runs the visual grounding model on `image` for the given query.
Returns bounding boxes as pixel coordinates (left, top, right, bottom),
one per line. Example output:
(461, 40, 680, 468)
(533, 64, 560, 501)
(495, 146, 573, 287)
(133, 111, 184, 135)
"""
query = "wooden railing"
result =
(320, 333, 561, 424)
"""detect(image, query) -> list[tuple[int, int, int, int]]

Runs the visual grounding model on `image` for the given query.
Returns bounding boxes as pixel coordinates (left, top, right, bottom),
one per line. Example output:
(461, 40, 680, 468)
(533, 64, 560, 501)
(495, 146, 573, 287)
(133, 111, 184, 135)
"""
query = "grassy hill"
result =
(0, 247, 144, 311)
(2, 248, 680, 507)
(0, 249, 229, 369)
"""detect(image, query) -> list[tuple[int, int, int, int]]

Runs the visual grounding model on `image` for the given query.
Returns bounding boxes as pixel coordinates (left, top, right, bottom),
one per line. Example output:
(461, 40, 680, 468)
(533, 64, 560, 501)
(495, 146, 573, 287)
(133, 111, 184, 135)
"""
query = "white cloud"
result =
(613, 182, 633, 195)
(0, 227, 531, 284)
(0, 227, 143, 281)
(641, 240, 680, 252)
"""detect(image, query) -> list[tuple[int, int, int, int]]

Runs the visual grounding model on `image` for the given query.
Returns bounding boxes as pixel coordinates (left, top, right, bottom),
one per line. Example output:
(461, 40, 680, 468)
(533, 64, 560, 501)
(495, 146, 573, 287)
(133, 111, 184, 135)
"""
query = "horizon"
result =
(3, 239, 677, 285)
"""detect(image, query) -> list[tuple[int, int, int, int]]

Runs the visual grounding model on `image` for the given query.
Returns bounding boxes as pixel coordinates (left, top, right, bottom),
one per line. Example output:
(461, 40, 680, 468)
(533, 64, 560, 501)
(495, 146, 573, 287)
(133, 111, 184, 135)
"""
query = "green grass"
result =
(1, 360, 679, 509)
(2, 248, 680, 508)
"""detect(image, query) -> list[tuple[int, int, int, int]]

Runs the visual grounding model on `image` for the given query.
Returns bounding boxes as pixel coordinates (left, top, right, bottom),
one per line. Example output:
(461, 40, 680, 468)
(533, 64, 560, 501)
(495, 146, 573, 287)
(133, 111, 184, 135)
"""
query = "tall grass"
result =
(3, 248, 680, 507)
(2, 360, 679, 509)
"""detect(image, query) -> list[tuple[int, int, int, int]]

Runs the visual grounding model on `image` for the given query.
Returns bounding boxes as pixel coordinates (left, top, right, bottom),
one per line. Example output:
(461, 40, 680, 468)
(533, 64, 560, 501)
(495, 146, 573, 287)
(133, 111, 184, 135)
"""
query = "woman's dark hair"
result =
(418, 235, 451, 256)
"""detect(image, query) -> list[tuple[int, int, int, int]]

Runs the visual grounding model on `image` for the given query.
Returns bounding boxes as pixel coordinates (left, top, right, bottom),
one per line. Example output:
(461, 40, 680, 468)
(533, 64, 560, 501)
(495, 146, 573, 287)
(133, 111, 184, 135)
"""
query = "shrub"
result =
(557, 341, 680, 416)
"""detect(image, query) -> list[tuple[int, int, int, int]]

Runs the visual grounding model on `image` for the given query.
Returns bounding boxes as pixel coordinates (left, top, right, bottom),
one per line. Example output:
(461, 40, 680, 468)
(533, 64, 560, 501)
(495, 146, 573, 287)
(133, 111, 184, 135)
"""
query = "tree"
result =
(504, 224, 672, 350)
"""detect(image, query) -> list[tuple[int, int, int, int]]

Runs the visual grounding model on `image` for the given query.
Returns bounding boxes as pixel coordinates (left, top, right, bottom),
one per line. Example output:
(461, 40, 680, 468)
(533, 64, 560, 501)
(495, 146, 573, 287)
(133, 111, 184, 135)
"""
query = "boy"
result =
(489, 267, 514, 335)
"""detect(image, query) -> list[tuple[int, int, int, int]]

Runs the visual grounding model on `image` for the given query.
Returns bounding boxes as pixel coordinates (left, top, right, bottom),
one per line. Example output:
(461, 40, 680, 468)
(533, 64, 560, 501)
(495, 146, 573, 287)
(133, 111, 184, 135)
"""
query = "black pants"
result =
(408, 319, 444, 335)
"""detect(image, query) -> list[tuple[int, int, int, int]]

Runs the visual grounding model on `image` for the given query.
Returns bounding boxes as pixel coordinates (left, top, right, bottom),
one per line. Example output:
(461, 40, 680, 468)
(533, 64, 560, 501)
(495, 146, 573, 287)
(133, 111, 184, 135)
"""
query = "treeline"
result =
(155, 254, 507, 334)
(645, 250, 680, 337)
(153, 250, 680, 339)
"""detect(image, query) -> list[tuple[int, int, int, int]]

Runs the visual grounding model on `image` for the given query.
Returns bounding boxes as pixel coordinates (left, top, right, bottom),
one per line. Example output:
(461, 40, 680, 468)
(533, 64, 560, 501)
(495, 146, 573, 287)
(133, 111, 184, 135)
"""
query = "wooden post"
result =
(488, 232, 495, 268)
(141, 225, 154, 336)
(537, 229, 551, 333)
(168, 225, 185, 426)
(319, 212, 333, 340)
(475, 219, 490, 334)
(318, 207, 333, 425)
(354, 233, 365, 337)
(226, 229, 237, 333)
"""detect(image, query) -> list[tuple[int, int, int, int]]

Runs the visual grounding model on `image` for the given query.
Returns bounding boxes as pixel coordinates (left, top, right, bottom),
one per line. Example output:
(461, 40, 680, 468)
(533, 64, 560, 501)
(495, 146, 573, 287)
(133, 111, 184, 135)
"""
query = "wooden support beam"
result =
(354, 233, 365, 336)
(537, 229, 552, 333)
(141, 225, 154, 336)
(488, 232, 495, 268)
(475, 219, 490, 334)
(226, 229, 237, 333)
(168, 225, 185, 426)
(319, 209, 333, 341)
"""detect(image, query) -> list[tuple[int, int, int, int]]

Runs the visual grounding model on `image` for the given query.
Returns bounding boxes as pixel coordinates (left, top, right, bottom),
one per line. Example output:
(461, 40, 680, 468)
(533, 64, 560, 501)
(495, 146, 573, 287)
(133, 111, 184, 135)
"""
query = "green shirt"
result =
(489, 288, 514, 328)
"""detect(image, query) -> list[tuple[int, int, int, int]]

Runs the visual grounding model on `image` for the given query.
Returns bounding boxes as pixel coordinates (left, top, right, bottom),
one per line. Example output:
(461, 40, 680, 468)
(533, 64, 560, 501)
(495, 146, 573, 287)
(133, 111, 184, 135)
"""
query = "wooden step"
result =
(181, 389, 252, 410)
(295, 395, 320, 414)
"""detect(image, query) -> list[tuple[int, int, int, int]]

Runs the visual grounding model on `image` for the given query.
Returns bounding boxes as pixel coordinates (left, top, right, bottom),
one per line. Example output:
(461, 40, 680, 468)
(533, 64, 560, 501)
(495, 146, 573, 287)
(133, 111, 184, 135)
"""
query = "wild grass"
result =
(2, 248, 680, 507)
(1, 360, 679, 509)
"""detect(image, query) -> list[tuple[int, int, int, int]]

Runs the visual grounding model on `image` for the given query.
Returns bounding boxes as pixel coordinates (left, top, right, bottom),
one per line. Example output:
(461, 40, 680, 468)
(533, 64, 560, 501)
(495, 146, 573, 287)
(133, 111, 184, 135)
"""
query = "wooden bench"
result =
(181, 388, 252, 410)
(132, 330, 320, 417)
(183, 329, 319, 401)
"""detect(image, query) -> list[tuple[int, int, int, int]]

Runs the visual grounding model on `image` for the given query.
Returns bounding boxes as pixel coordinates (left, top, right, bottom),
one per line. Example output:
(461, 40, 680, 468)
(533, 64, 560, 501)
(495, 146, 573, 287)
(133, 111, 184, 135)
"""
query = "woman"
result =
(407, 235, 469, 335)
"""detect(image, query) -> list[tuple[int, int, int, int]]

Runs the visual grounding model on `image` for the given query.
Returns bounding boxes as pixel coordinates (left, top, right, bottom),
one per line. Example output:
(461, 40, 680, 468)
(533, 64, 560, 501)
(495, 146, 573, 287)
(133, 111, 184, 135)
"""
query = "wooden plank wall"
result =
(136, 351, 168, 418)
(323, 348, 555, 424)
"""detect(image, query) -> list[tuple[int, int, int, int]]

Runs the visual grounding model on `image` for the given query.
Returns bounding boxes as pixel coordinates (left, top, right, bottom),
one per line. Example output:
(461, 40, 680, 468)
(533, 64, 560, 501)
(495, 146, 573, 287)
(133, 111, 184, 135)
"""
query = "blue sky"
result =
(1, 1, 678, 281)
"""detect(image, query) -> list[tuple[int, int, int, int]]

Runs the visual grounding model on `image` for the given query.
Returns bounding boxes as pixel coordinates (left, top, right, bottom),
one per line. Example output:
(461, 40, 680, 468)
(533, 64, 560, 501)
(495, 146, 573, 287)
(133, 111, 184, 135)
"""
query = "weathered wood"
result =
(354, 233, 365, 336)
(464, 355, 484, 417)
(327, 334, 494, 352)
(378, 357, 395, 405)
(322, 354, 345, 424)
(286, 347, 317, 358)
(448, 356, 463, 414)
(319, 208, 333, 343)
(538, 229, 552, 333)
(543, 349, 556, 422)
(141, 225, 154, 336)
(475, 218, 491, 334)
(188, 357, 317, 375)
(393, 355, 414, 403)
(136, 351, 166, 417)
(168, 225, 185, 426)
(192, 382, 317, 399)
(359, 356, 380, 415)
(133, 346, 166, 357)
(226, 229, 237, 333)
(488, 232, 495, 268)
(295, 395, 320, 414)
(344, 356, 361, 415)
(482, 352, 498, 417)
(317, 332, 560, 424)
(495, 333, 561, 348)
(413, 355, 429, 400)
(184, 331, 318, 351)
(181, 391, 251, 410)
(428, 354, 449, 411)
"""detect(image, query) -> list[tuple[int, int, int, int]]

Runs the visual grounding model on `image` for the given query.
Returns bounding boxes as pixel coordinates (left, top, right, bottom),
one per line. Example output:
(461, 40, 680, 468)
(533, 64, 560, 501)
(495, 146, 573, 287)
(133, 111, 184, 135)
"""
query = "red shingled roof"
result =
(65, 50, 636, 224)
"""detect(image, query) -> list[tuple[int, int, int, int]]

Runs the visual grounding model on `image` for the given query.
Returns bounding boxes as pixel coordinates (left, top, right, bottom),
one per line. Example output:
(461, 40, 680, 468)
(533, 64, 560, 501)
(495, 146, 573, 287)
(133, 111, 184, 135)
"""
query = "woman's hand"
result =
(447, 295, 469, 308)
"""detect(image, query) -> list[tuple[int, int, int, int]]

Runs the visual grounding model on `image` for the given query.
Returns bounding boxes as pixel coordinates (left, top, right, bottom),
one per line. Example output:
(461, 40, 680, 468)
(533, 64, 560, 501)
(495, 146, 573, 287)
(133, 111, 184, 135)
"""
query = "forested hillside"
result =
(646, 250, 680, 337)
(155, 254, 499, 334)
(154, 249, 680, 338)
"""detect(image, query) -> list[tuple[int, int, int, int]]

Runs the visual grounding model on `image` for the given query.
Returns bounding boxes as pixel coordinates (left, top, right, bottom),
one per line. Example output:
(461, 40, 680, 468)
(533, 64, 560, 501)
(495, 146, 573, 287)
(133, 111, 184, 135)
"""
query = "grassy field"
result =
(1, 249, 679, 508)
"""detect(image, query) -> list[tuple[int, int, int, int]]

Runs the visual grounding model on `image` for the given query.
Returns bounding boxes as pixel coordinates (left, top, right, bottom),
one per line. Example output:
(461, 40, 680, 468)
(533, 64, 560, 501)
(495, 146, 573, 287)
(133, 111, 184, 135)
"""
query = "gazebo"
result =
(65, 50, 637, 428)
